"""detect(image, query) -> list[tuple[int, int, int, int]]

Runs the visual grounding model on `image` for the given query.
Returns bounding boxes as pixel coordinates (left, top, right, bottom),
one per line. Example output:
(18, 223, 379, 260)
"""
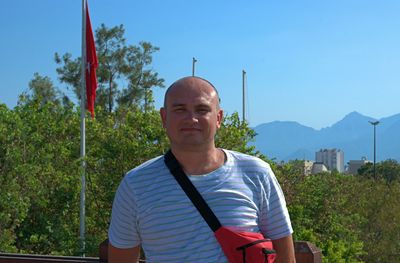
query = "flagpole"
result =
(80, 0, 87, 256)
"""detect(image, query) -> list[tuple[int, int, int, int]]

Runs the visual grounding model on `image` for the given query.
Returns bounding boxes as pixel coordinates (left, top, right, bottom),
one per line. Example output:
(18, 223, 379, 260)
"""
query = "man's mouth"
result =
(180, 128, 201, 132)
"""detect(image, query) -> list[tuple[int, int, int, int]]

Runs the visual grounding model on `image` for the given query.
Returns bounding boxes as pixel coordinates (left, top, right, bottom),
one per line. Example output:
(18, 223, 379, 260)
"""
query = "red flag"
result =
(85, 2, 98, 118)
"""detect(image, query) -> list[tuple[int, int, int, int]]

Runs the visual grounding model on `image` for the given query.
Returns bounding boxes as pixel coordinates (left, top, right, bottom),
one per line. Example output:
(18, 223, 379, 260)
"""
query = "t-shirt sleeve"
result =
(259, 164, 293, 240)
(108, 177, 141, 248)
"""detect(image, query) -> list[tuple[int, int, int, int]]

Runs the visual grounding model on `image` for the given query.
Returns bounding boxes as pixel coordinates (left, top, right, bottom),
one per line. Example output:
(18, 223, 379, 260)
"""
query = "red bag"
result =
(164, 150, 276, 263)
(215, 227, 276, 263)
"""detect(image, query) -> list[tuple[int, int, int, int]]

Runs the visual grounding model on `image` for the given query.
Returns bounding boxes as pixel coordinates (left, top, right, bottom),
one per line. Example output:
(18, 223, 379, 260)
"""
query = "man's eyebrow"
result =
(171, 103, 186, 107)
(195, 104, 211, 109)
(170, 102, 212, 109)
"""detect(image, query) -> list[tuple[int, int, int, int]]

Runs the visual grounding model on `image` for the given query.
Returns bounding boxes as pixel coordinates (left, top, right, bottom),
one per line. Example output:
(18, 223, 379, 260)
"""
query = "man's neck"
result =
(170, 146, 225, 175)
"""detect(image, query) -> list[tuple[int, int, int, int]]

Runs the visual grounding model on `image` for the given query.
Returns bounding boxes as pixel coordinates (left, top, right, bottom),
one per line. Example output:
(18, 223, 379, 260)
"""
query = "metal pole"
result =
(80, 0, 87, 256)
(242, 70, 246, 122)
(374, 124, 376, 179)
(369, 121, 379, 180)
(192, 57, 197, 76)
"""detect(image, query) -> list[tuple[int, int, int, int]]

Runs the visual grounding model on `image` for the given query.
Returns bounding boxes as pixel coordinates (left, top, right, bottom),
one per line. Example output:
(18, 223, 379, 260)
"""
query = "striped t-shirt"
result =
(108, 149, 293, 262)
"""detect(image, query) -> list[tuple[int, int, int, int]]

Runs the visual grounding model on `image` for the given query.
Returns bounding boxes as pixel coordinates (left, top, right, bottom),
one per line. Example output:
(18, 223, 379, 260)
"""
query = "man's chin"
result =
(172, 139, 212, 149)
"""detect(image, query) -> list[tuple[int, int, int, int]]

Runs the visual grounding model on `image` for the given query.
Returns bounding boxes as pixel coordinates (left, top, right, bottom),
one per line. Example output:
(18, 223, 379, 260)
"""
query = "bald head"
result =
(160, 76, 224, 151)
(163, 77, 221, 109)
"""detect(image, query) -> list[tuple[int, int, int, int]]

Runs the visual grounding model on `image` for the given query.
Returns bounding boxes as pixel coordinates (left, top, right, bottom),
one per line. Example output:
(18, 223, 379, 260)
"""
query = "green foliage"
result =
(275, 160, 400, 262)
(55, 24, 164, 112)
(350, 180, 400, 262)
(358, 159, 400, 183)
(19, 72, 63, 107)
(118, 42, 165, 112)
(54, 53, 81, 100)
(216, 113, 259, 155)
(0, 105, 30, 252)
(8, 101, 81, 255)
(289, 173, 365, 262)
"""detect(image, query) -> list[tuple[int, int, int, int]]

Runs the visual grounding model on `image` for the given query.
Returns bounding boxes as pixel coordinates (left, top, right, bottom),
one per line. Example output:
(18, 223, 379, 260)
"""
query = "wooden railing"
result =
(0, 253, 99, 263)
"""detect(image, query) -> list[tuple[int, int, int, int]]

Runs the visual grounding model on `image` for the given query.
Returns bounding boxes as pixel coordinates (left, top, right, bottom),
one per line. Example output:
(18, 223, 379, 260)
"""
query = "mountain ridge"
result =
(252, 112, 400, 162)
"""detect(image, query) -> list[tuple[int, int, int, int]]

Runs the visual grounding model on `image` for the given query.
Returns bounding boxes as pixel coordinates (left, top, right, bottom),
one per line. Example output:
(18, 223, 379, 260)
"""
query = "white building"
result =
(311, 162, 329, 174)
(299, 160, 331, 175)
(315, 149, 345, 173)
(303, 160, 314, 176)
(347, 158, 371, 175)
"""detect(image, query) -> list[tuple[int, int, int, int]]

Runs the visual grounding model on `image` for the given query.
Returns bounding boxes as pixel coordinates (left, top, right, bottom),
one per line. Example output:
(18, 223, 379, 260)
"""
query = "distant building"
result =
(303, 160, 314, 175)
(315, 148, 345, 173)
(300, 160, 330, 175)
(347, 158, 371, 175)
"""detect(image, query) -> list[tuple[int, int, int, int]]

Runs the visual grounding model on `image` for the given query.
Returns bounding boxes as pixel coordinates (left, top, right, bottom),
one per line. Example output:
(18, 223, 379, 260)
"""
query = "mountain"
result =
(318, 111, 374, 142)
(252, 111, 400, 162)
(254, 121, 317, 160)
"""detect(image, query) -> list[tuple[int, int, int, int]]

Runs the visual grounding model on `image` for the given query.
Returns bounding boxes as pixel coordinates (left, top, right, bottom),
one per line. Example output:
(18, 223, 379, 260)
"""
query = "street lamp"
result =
(369, 120, 380, 179)
(192, 57, 197, 76)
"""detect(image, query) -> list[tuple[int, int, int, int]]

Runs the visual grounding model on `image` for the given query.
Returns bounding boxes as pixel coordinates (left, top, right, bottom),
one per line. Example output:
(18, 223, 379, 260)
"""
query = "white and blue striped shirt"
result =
(108, 149, 293, 262)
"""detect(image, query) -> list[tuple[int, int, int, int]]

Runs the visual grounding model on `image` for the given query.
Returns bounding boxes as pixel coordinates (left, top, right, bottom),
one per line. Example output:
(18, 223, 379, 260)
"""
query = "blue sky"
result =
(1, 0, 399, 129)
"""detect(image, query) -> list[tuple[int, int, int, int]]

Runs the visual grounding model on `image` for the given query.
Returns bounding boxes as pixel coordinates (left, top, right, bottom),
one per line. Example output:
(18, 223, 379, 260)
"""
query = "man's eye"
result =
(174, 108, 185, 112)
(198, 109, 209, 113)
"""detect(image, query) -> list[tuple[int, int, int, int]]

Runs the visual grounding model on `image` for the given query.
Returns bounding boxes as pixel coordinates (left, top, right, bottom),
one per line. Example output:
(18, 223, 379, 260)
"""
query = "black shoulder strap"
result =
(164, 150, 222, 232)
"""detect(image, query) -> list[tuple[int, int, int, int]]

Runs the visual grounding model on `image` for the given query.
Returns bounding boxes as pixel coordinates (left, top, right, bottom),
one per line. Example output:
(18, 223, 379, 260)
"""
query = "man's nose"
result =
(184, 110, 199, 123)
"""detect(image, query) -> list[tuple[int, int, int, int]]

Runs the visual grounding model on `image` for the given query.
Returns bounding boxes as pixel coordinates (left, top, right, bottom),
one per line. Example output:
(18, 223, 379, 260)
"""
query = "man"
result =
(108, 76, 295, 262)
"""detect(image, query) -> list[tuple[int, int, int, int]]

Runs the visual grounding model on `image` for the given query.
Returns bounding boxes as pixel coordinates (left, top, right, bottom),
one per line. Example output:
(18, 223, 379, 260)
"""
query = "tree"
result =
(0, 104, 30, 252)
(353, 178, 400, 262)
(55, 24, 164, 112)
(19, 73, 62, 107)
(275, 163, 366, 262)
(55, 53, 81, 100)
(358, 159, 400, 183)
(118, 42, 164, 111)
(215, 113, 259, 155)
(0, 100, 82, 255)
(95, 24, 128, 112)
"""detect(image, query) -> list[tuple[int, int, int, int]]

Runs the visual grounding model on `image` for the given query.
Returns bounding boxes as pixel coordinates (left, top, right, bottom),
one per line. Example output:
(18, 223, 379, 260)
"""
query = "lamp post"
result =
(369, 120, 380, 179)
(242, 70, 246, 122)
(192, 57, 197, 76)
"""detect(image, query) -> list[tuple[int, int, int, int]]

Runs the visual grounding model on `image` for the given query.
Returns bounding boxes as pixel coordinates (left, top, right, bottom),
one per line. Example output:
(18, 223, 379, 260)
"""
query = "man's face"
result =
(160, 78, 223, 151)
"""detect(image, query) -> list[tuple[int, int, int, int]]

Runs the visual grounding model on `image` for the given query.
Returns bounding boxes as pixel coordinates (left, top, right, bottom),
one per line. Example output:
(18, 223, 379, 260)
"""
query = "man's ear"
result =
(160, 107, 167, 128)
(216, 109, 223, 129)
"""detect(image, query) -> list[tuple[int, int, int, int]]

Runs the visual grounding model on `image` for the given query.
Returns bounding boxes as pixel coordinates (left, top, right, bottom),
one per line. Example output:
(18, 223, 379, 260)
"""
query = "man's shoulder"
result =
(224, 149, 271, 169)
(118, 154, 176, 203)
(125, 155, 165, 181)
